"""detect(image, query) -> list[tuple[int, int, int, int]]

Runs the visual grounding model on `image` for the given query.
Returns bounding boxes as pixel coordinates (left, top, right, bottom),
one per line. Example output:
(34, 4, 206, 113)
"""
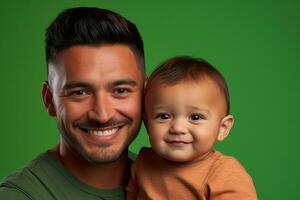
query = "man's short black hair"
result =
(45, 7, 144, 73)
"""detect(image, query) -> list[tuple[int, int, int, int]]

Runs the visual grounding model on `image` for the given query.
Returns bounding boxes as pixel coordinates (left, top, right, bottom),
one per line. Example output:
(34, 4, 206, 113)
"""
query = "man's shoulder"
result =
(0, 151, 133, 199)
(0, 152, 50, 199)
(0, 152, 49, 185)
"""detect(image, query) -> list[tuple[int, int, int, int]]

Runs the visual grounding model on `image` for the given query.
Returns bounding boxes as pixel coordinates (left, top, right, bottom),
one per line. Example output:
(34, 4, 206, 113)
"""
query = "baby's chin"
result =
(156, 148, 214, 164)
(155, 149, 196, 163)
(163, 155, 195, 164)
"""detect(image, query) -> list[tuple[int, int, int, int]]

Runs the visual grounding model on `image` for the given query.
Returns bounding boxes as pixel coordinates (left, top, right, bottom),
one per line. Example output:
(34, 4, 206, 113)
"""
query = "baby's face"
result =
(144, 78, 231, 162)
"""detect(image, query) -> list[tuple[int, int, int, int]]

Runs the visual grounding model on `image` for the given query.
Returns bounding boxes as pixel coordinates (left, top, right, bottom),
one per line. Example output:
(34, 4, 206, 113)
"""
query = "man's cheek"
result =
(125, 98, 142, 113)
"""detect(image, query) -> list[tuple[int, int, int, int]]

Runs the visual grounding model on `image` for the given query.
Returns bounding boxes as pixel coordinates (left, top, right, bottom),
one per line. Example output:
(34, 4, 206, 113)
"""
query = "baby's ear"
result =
(217, 115, 234, 141)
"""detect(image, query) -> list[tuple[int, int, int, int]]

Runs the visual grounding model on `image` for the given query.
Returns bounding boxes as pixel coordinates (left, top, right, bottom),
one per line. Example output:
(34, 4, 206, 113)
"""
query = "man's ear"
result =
(217, 115, 234, 141)
(42, 81, 56, 116)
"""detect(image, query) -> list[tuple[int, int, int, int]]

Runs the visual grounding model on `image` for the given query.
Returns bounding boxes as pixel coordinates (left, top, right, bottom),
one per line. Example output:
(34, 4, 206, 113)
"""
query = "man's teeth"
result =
(88, 128, 118, 136)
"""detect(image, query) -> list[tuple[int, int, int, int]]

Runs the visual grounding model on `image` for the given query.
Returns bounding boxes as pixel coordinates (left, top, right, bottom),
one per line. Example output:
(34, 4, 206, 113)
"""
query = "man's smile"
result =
(88, 128, 119, 136)
(79, 123, 126, 137)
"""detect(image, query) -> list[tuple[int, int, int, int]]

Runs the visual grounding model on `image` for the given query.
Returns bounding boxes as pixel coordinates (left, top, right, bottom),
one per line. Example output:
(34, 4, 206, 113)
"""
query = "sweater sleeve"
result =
(206, 157, 258, 200)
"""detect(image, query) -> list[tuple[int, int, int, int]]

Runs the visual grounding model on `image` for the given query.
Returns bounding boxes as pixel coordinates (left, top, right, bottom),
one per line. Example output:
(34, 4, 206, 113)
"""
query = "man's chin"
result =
(80, 146, 127, 164)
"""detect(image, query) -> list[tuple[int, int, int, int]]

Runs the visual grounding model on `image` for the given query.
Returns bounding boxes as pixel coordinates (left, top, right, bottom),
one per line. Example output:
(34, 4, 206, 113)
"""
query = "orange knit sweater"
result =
(127, 148, 257, 200)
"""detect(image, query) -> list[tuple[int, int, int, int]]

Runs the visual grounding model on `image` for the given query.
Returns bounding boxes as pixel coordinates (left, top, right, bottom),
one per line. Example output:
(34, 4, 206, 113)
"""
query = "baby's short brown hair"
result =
(146, 56, 230, 115)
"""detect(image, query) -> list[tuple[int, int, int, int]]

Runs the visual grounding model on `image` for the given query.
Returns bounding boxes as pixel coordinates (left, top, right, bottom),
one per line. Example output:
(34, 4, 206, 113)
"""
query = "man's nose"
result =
(169, 118, 187, 135)
(88, 92, 115, 123)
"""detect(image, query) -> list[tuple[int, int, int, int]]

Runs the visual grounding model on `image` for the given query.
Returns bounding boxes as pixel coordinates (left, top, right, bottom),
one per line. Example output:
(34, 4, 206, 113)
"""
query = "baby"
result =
(127, 56, 257, 200)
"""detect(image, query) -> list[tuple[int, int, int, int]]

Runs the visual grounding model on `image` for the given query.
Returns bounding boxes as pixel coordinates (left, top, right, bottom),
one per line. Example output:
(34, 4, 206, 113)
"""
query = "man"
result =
(0, 7, 145, 199)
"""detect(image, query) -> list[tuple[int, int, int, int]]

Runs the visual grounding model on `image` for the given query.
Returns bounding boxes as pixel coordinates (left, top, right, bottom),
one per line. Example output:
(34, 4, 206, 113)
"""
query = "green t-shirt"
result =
(0, 152, 134, 200)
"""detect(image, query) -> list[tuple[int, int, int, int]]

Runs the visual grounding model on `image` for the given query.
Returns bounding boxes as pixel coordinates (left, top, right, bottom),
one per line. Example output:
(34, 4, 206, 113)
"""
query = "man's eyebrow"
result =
(63, 82, 92, 90)
(111, 79, 137, 87)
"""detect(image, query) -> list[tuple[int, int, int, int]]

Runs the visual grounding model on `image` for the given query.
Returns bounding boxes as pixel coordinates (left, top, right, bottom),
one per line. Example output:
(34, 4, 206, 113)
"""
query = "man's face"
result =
(145, 78, 232, 162)
(46, 44, 144, 163)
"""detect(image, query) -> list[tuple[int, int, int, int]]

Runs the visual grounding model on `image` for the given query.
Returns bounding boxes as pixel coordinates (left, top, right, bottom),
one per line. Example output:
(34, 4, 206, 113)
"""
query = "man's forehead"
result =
(62, 79, 139, 90)
(57, 45, 140, 71)
(48, 45, 144, 83)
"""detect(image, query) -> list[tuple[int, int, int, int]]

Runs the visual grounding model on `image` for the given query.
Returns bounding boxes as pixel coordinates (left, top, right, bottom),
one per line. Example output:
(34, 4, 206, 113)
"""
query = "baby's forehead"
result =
(147, 75, 220, 91)
(147, 78, 224, 104)
(145, 77, 228, 115)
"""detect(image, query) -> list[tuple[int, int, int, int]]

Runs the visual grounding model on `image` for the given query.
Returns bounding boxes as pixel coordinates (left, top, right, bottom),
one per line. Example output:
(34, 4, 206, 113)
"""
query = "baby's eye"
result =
(157, 113, 171, 120)
(189, 114, 203, 121)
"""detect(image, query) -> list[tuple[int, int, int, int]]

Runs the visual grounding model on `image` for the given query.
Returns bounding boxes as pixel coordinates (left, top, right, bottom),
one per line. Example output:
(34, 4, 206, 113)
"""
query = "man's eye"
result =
(71, 90, 86, 96)
(158, 113, 171, 120)
(114, 88, 129, 94)
(189, 114, 203, 121)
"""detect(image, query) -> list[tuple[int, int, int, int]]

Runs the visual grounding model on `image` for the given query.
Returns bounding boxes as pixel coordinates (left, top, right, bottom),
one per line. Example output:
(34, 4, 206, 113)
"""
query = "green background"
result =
(1, 1, 299, 199)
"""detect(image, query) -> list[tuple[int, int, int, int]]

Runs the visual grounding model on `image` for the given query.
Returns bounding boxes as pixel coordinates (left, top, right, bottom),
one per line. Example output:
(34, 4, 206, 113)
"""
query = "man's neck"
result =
(49, 145, 130, 189)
